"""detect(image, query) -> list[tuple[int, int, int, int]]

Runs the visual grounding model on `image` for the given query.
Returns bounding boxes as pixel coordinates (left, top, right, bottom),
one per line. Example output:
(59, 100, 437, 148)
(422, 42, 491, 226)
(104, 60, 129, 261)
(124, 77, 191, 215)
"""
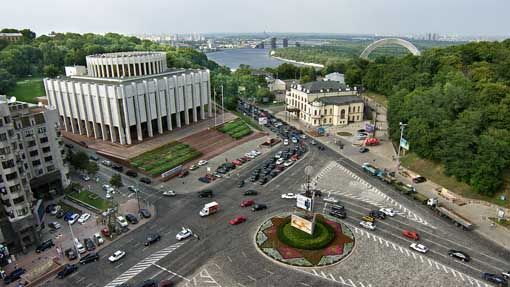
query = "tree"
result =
(255, 87, 272, 103)
(86, 161, 99, 176)
(109, 174, 123, 188)
(69, 151, 89, 170)
(0, 68, 16, 94)
(43, 64, 60, 77)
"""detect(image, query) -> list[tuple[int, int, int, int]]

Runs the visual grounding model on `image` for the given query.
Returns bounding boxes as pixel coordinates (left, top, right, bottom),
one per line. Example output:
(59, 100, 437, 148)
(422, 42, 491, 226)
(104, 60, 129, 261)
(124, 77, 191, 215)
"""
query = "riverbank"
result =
(271, 55, 324, 69)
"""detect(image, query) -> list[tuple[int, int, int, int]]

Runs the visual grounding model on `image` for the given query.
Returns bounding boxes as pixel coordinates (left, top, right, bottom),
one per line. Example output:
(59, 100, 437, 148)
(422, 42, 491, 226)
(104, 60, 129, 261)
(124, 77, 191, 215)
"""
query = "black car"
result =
(125, 213, 139, 224)
(65, 248, 77, 260)
(89, 155, 99, 161)
(84, 238, 96, 251)
(238, 180, 245, 188)
(56, 210, 65, 218)
(198, 189, 213, 198)
(36, 239, 54, 253)
(482, 273, 507, 286)
(448, 250, 470, 262)
(329, 210, 346, 219)
(126, 170, 138, 177)
(112, 164, 124, 172)
(137, 280, 158, 287)
(244, 190, 258, 196)
(139, 209, 151, 218)
(144, 233, 161, 246)
(369, 210, 386, 219)
(270, 170, 279, 177)
(3, 268, 25, 284)
(331, 204, 345, 212)
(140, 177, 151, 184)
(45, 203, 57, 213)
(252, 204, 267, 211)
(259, 177, 268, 185)
(79, 252, 99, 264)
(359, 147, 369, 153)
(57, 264, 78, 279)
(413, 176, 427, 183)
(249, 175, 258, 182)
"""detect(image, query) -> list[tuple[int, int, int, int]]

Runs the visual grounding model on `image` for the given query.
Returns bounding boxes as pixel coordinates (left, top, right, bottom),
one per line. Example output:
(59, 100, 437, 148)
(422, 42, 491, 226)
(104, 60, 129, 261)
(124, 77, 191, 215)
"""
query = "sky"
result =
(2, 0, 509, 36)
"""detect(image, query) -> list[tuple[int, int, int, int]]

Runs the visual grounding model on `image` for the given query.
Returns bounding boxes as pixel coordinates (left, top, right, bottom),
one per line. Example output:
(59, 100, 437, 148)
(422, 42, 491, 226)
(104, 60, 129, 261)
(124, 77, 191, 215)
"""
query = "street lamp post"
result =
(67, 221, 81, 259)
(304, 166, 315, 214)
(396, 122, 408, 172)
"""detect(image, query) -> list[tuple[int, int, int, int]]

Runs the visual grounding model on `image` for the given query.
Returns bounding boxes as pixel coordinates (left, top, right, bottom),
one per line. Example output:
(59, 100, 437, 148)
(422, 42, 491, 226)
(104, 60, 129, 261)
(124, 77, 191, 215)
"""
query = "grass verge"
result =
(217, 118, 253, 139)
(232, 111, 263, 131)
(11, 77, 45, 103)
(67, 190, 112, 211)
(401, 152, 510, 208)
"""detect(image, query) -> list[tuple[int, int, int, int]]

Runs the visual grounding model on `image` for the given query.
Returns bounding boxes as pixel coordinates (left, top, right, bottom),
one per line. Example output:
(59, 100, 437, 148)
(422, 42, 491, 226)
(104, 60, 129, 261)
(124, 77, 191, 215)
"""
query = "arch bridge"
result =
(360, 38, 420, 59)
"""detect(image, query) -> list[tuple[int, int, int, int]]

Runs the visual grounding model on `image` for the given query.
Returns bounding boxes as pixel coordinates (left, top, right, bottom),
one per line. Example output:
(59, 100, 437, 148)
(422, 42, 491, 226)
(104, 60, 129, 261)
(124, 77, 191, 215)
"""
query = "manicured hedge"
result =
(277, 218, 335, 250)
(217, 118, 253, 140)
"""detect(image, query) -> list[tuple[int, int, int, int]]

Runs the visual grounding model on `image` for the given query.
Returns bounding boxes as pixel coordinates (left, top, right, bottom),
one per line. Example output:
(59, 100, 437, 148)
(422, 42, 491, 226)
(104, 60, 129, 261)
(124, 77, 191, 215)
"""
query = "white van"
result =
(74, 238, 86, 254)
(116, 216, 128, 228)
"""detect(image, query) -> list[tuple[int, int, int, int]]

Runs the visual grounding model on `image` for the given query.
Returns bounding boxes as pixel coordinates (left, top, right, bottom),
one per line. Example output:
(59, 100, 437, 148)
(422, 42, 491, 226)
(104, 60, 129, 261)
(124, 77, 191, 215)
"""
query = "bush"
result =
(277, 218, 335, 250)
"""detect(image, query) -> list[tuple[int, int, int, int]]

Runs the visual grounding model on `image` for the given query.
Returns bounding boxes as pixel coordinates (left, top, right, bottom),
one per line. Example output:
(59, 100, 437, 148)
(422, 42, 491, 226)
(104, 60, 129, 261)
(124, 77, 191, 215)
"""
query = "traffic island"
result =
(255, 213, 355, 267)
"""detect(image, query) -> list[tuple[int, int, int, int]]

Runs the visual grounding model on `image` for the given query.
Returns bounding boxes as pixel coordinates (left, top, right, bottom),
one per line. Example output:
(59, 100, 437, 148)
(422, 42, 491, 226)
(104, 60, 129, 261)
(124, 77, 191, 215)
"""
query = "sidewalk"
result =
(273, 110, 510, 251)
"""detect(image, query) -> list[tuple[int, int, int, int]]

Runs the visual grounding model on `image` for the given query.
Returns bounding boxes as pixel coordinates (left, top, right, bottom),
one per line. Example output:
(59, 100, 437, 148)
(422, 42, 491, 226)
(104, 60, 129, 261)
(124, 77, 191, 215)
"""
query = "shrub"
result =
(277, 217, 335, 250)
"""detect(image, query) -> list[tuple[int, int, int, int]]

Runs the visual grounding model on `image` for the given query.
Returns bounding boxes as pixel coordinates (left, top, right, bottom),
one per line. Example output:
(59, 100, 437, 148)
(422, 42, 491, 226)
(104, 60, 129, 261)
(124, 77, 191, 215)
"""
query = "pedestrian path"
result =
(104, 241, 187, 287)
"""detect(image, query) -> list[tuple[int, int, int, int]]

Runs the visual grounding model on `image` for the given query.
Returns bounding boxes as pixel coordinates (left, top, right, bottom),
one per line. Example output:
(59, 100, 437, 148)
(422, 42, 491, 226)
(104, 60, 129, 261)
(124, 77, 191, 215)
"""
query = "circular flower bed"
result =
(277, 219, 335, 250)
(255, 213, 355, 267)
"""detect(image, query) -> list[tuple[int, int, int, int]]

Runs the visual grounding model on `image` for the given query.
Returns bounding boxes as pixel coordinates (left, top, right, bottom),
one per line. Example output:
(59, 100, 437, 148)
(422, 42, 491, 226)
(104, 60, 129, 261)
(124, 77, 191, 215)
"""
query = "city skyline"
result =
(2, 0, 509, 37)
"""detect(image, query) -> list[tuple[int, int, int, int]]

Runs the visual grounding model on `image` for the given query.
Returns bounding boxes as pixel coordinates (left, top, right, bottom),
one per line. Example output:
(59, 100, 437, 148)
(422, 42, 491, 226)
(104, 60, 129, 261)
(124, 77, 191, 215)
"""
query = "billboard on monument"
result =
(296, 194, 313, 212)
(291, 214, 315, 235)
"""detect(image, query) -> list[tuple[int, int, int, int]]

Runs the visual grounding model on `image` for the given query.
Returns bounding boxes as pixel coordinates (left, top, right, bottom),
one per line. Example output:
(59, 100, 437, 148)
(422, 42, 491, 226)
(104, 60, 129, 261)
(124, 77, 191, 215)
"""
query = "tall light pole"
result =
(396, 122, 408, 172)
(213, 90, 217, 127)
(221, 85, 225, 124)
(68, 221, 81, 259)
(304, 166, 315, 214)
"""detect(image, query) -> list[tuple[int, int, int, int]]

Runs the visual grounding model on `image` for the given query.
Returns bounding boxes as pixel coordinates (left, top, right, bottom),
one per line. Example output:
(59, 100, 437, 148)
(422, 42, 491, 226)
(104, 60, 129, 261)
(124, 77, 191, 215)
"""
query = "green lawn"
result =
(401, 152, 510, 208)
(67, 190, 112, 211)
(277, 219, 335, 250)
(10, 77, 45, 103)
(58, 201, 82, 215)
(130, 141, 201, 176)
(218, 118, 254, 139)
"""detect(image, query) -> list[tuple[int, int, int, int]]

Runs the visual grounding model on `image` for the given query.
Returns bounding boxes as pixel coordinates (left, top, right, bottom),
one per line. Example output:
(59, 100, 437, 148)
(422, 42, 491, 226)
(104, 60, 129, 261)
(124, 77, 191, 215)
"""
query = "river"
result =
(206, 48, 284, 70)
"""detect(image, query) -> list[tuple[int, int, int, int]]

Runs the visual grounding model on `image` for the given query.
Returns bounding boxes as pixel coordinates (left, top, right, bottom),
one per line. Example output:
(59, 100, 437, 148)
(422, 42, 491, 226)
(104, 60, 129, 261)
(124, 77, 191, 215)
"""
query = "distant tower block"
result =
(270, 37, 277, 49)
(295, 42, 301, 47)
(282, 38, 288, 48)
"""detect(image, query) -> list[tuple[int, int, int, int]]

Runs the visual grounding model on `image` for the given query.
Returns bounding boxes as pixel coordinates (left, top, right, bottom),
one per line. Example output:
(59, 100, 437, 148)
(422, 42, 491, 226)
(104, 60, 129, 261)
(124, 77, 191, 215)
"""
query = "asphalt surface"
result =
(47, 132, 510, 287)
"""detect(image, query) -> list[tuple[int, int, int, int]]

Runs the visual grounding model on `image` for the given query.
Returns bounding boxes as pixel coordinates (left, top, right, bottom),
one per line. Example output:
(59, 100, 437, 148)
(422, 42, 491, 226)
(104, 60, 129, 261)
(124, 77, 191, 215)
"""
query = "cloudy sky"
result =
(2, 0, 509, 36)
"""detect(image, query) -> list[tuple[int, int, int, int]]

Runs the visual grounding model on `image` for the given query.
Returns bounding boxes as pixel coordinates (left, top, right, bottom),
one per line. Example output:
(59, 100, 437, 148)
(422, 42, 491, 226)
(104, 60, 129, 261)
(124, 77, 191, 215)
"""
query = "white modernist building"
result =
(44, 52, 212, 145)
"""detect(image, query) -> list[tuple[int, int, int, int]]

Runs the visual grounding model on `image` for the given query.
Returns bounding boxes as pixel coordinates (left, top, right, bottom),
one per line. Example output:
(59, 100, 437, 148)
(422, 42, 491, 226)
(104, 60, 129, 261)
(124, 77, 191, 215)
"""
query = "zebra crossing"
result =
(104, 241, 187, 287)
(311, 161, 431, 227)
(351, 226, 490, 287)
(306, 269, 373, 287)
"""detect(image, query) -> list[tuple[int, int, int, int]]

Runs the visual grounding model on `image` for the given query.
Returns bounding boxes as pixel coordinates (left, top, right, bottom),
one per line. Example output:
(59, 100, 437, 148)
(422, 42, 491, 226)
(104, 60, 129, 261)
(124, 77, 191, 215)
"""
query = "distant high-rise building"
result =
(295, 42, 301, 47)
(282, 38, 288, 48)
(270, 37, 277, 49)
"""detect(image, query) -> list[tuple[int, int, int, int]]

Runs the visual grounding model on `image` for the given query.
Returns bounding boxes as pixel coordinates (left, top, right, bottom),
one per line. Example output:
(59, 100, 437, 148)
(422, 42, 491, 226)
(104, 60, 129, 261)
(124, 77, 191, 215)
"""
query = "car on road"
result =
(198, 189, 213, 198)
(101, 160, 112, 167)
(323, 197, 339, 204)
(144, 233, 161, 246)
(359, 221, 376, 230)
(281, 193, 297, 199)
(369, 210, 386, 219)
(252, 204, 267, 211)
(140, 177, 151, 184)
(238, 180, 245, 188)
(140, 208, 151, 218)
(89, 155, 99, 161)
(81, 174, 90, 181)
(112, 164, 123, 172)
(329, 210, 346, 219)
(159, 279, 174, 287)
(410, 243, 429, 253)
(379, 208, 396, 217)
(229, 215, 247, 225)
(402, 230, 419, 240)
(361, 215, 375, 222)
(177, 170, 189, 178)
(126, 170, 138, 177)
(163, 190, 176, 197)
(197, 160, 208, 166)
(359, 147, 369, 153)
(330, 204, 344, 212)
(57, 264, 78, 279)
(176, 228, 193, 241)
(78, 213, 91, 224)
(108, 250, 126, 263)
(240, 199, 254, 207)
(503, 271, 510, 280)
(36, 239, 54, 253)
(68, 213, 80, 225)
(413, 176, 427, 183)
(137, 280, 158, 287)
(125, 213, 139, 224)
(448, 250, 470, 262)
(189, 164, 199, 170)
(79, 252, 99, 264)
(244, 190, 258, 196)
(482, 273, 507, 286)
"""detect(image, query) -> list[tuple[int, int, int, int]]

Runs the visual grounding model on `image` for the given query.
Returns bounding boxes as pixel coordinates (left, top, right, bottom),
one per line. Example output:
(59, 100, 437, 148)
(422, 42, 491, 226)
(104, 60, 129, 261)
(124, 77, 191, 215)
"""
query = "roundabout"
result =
(255, 212, 355, 267)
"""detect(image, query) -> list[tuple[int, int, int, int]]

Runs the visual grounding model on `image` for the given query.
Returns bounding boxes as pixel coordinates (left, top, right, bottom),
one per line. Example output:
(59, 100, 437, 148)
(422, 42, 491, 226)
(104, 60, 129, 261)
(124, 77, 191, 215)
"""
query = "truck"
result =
(426, 198, 473, 230)
(362, 163, 381, 176)
(199, 202, 219, 217)
(392, 181, 416, 195)
(377, 172, 396, 184)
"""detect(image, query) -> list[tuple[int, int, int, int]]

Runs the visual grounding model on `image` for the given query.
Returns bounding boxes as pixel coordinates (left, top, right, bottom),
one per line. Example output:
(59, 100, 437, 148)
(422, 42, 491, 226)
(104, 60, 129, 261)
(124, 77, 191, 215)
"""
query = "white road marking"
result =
(150, 269, 164, 279)
(153, 263, 190, 282)
(247, 275, 256, 281)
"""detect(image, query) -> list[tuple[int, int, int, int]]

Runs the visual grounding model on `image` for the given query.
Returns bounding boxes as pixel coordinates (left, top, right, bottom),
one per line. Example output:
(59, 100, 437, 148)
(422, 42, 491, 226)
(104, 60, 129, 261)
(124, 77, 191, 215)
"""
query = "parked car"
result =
(48, 221, 61, 230)
(68, 213, 80, 225)
(93, 233, 104, 245)
(448, 250, 470, 262)
(252, 204, 267, 211)
(482, 273, 507, 286)
(112, 164, 123, 172)
(189, 164, 199, 170)
(101, 160, 112, 167)
(81, 174, 90, 181)
(177, 170, 189, 178)
(83, 238, 95, 251)
(197, 160, 208, 166)
(229, 215, 247, 225)
(198, 189, 213, 198)
(108, 250, 126, 262)
(137, 280, 158, 287)
(74, 239, 86, 254)
(163, 190, 176, 197)
(359, 221, 376, 230)
(176, 228, 192, 241)
(359, 147, 369, 153)
(78, 213, 91, 224)
(116, 216, 128, 227)
(240, 199, 254, 207)
(410, 243, 429, 253)
(57, 264, 78, 279)
(89, 155, 99, 161)
(283, 139, 289, 145)
(159, 280, 174, 287)
(64, 248, 77, 260)
(140, 177, 151, 184)
(79, 252, 99, 265)
(125, 213, 139, 224)
(101, 227, 110, 237)
(281, 193, 297, 199)
(36, 239, 54, 253)
(145, 233, 161, 246)
(3, 268, 25, 284)
(413, 176, 427, 183)
(45, 203, 57, 213)
(403, 230, 419, 240)
(503, 271, 510, 280)
(126, 170, 138, 177)
(244, 189, 258, 196)
(139, 209, 151, 218)
(55, 210, 65, 218)
(50, 206, 61, 215)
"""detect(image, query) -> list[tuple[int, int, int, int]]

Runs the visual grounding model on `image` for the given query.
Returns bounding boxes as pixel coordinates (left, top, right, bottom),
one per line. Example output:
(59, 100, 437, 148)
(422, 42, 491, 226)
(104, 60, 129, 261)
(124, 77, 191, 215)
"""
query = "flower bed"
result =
(217, 118, 253, 140)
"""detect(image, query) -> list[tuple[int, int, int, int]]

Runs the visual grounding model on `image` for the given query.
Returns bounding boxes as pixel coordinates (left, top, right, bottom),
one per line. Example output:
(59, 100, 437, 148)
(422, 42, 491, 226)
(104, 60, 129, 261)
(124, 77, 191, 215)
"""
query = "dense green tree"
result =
(0, 68, 16, 94)
(69, 151, 89, 170)
(86, 161, 99, 176)
(109, 174, 123, 188)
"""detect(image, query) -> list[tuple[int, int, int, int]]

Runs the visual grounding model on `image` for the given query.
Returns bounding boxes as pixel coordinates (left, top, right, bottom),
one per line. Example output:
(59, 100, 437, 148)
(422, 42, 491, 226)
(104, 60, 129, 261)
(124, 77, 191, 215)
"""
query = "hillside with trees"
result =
(348, 40, 510, 195)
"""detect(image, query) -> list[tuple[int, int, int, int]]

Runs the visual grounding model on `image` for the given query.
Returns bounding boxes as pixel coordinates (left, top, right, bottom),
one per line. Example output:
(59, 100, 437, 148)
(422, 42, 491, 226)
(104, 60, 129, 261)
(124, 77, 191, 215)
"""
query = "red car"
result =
(291, 154, 299, 161)
(240, 199, 254, 207)
(101, 227, 110, 237)
(232, 160, 242, 166)
(238, 157, 247, 163)
(403, 230, 419, 240)
(229, 216, 247, 225)
(159, 279, 174, 287)
(178, 170, 189, 178)
(241, 156, 251, 162)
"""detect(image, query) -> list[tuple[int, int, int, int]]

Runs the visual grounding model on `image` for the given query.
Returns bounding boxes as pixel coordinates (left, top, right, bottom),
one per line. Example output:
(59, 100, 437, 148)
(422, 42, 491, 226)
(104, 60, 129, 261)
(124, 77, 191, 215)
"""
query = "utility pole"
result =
(396, 122, 408, 172)
(213, 90, 217, 127)
(68, 222, 81, 259)
(221, 85, 225, 124)
(136, 185, 141, 215)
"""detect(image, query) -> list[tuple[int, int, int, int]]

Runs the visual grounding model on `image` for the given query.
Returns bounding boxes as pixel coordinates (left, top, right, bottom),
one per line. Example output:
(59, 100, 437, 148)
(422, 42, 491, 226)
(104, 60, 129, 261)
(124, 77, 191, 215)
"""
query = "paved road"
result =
(49, 137, 509, 287)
